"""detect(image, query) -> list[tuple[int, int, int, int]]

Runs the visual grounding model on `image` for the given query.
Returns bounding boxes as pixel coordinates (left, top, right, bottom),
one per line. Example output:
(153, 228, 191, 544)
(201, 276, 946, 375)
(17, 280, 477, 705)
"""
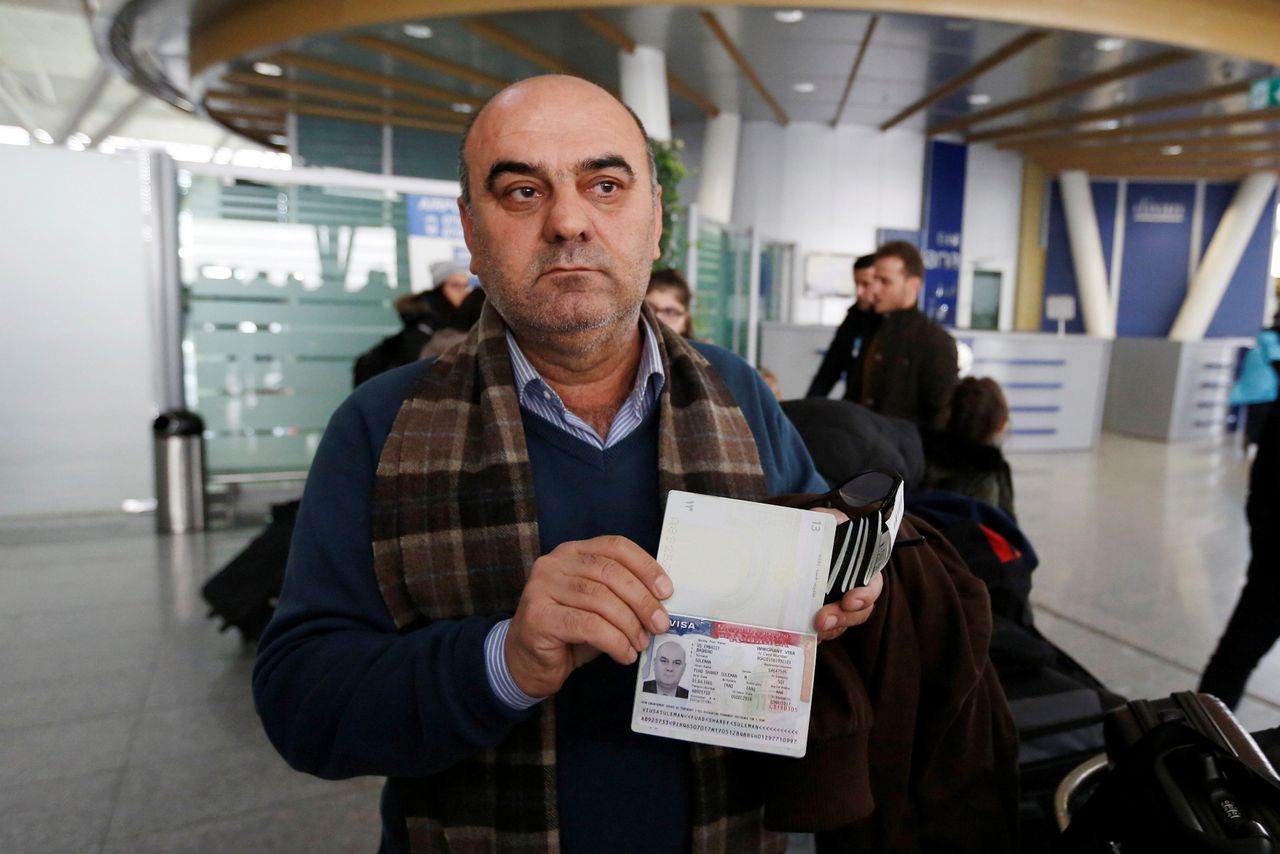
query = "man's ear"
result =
(651, 190, 664, 262)
(457, 197, 478, 274)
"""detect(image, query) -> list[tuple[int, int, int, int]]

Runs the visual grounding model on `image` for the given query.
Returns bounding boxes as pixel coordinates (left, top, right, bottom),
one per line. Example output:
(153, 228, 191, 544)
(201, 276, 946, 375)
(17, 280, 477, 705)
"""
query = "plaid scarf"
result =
(372, 302, 784, 853)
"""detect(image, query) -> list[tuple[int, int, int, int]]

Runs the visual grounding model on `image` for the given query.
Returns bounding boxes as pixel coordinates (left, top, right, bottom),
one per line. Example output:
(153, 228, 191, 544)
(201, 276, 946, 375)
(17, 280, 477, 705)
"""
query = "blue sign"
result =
(1116, 183, 1196, 336)
(920, 140, 967, 327)
(406, 194, 464, 240)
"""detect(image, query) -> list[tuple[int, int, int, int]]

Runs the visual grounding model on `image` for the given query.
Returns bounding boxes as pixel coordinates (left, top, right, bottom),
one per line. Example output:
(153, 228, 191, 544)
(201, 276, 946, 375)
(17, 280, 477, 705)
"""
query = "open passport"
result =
(630, 491, 837, 758)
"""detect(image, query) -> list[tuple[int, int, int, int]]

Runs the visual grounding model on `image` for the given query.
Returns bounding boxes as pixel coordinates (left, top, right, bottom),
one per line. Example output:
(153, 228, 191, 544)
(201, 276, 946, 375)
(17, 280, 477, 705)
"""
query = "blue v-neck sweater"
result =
(253, 341, 824, 853)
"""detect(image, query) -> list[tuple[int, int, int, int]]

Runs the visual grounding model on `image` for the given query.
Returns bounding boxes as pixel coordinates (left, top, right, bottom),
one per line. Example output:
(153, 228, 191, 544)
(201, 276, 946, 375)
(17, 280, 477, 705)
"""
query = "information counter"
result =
(759, 323, 1112, 452)
(1103, 337, 1248, 442)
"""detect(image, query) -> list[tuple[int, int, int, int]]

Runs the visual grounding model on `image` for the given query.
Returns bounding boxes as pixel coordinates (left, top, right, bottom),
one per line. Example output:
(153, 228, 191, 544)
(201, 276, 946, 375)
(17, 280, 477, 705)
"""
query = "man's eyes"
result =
(507, 186, 540, 200)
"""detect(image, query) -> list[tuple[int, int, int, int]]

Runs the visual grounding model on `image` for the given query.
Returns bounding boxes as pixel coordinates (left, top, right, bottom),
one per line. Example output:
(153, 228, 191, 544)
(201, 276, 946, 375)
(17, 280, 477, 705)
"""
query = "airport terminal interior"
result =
(4, 0, 1280, 851)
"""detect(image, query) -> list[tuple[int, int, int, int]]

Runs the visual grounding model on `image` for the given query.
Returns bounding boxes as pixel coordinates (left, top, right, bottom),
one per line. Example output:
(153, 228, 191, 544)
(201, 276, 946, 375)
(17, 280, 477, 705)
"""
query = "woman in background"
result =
(645, 268, 694, 338)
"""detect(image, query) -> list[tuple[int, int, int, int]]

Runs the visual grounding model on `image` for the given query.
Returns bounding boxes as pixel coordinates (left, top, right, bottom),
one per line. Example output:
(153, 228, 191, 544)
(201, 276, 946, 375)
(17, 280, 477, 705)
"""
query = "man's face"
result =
(654, 641, 686, 691)
(869, 255, 922, 314)
(853, 266, 876, 310)
(458, 76, 662, 343)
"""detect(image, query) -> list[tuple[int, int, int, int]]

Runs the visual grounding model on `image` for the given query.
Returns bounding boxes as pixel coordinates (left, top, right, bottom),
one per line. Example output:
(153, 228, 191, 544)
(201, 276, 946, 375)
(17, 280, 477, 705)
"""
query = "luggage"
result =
(1062, 691, 1280, 852)
(200, 500, 299, 641)
(907, 490, 1127, 849)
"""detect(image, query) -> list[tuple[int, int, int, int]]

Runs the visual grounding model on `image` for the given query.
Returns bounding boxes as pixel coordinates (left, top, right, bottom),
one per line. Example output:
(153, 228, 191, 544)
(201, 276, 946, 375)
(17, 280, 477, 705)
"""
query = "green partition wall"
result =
(179, 175, 415, 474)
(691, 219, 750, 358)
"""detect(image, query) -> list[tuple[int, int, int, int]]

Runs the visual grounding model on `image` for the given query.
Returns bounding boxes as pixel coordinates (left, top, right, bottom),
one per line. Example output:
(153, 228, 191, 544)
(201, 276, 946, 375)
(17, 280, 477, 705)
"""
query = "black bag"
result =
(200, 500, 299, 641)
(1063, 691, 1280, 852)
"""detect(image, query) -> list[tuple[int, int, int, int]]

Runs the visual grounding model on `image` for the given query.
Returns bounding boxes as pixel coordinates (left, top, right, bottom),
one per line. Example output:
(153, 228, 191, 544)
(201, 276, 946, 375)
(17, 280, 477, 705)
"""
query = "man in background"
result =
(806, 253, 880, 400)
(860, 241, 957, 429)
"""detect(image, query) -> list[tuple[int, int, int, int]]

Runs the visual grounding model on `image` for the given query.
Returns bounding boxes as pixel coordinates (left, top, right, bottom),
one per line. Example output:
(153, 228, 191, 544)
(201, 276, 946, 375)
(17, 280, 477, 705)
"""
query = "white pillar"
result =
(1059, 170, 1115, 338)
(619, 45, 670, 143)
(696, 112, 741, 224)
(1170, 172, 1277, 341)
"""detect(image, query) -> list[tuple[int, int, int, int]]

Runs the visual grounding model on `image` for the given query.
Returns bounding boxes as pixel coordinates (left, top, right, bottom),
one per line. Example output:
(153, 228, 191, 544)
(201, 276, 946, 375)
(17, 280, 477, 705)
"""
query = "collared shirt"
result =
(505, 321, 666, 449)
(485, 318, 667, 709)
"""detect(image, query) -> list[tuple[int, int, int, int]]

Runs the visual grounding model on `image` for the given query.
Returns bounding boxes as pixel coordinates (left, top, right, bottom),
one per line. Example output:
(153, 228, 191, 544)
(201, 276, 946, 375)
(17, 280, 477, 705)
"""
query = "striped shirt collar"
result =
(505, 319, 666, 450)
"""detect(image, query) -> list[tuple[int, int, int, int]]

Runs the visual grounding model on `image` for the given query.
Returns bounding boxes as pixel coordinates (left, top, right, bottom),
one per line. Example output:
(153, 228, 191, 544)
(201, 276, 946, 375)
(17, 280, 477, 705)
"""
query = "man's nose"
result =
(541, 188, 594, 243)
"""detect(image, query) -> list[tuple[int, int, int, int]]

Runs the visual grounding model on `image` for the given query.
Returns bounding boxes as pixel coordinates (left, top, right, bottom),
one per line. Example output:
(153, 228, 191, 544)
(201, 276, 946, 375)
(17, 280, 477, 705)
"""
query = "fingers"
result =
(505, 535, 675, 697)
(814, 571, 885, 642)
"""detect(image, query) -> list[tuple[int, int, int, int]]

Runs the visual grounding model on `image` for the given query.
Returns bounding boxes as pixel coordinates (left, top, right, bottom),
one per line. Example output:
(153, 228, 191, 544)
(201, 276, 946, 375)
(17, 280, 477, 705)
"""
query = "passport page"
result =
(656, 490, 835, 634)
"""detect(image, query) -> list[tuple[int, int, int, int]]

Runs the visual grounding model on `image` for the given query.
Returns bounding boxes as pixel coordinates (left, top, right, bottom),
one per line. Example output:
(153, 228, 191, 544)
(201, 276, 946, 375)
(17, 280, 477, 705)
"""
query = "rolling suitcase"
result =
(1062, 691, 1280, 852)
(200, 500, 299, 641)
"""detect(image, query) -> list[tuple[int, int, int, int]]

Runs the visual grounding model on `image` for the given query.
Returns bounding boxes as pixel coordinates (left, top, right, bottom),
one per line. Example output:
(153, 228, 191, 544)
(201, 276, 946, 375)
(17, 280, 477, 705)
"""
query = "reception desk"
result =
(1103, 337, 1248, 441)
(759, 323, 1112, 452)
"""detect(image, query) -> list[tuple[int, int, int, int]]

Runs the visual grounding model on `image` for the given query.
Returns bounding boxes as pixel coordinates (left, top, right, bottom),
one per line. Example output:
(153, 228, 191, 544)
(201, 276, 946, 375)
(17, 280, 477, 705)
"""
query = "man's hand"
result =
(814, 571, 883, 642)
(505, 535, 673, 699)
(808, 507, 885, 642)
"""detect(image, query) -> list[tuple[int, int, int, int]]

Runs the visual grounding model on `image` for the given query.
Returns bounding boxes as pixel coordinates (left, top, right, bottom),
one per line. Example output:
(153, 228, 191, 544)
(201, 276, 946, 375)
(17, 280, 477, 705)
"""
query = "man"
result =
(642, 639, 689, 697)
(806, 253, 881, 400)
(860, 241, 958, 429)
(253, 75, 881, 854)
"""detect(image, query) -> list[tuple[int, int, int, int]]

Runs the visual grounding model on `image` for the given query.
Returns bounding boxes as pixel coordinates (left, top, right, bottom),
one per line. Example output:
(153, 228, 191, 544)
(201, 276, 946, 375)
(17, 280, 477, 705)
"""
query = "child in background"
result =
(921, 376, 1015, 518)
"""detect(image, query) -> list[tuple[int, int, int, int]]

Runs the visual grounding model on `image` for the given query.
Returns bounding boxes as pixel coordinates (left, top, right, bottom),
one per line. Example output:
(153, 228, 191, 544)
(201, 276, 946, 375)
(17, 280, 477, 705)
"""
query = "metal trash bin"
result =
(152, 410, 207, 534)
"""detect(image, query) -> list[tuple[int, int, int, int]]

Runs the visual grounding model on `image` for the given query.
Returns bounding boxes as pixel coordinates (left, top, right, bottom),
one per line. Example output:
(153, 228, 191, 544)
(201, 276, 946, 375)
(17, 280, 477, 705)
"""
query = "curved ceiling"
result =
(95, 0, 1280, 180)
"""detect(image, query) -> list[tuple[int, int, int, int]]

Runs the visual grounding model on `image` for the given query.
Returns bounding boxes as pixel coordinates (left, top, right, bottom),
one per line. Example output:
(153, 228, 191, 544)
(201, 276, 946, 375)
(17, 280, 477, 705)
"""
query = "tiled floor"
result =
(2, 430, 1277, 852)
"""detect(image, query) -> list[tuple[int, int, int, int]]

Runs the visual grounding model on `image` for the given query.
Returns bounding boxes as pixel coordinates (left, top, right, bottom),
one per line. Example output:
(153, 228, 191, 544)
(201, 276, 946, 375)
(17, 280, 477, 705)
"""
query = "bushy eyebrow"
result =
(483, 154, 636, 196)
(485, 160, 543, 195)
(580, 154, 635, 179)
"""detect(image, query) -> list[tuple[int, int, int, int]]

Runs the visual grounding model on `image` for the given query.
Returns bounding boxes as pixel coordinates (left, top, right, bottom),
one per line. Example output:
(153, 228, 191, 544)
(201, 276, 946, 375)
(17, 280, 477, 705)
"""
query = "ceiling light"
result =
(1161, 145, 1183, 156)
(773, 10, 805, 24)
(1096, 119, 1121, 131)
(793, 82, 815, 94)
(967, 93, 991, 106)
(402, 23, 434, 39)
(451, 103, 474, 113)
(269, 134, 290, 146)
(253, 62, 284, 77)
(33, 128, 53, 144)
(1095, 37, 1126, 52)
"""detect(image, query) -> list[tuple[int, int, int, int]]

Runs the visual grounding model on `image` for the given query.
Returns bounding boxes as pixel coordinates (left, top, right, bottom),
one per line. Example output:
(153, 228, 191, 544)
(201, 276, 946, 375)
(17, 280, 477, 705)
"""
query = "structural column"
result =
(696, 112, 741, 224)
(1059, 170, 1115, 338)
(1169, 171, 1277, 341)
(619, 44, 670, 143)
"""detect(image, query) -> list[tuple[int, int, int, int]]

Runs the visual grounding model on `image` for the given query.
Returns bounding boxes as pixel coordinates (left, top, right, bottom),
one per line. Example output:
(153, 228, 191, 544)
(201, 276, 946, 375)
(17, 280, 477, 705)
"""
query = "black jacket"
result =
(807, 305, 881, 401)
(860, 308, 957, 430)
(780, 398, 924, 490)
(920, 429, 1016, 520)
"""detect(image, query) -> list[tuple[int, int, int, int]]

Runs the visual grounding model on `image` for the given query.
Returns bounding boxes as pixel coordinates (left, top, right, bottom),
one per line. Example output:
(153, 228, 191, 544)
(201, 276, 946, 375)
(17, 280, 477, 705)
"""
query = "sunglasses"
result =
(803, 470, 901, 517)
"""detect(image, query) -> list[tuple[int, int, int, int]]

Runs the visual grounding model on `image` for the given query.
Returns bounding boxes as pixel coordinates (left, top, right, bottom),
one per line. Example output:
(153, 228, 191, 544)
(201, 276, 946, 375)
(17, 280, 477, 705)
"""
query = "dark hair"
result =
(458, 76, 658, 209)
(853, 253, 876, 271)
(947, 377, 1008, 445)
(875, 240, 925, 280)
(647, 268, 691, 308)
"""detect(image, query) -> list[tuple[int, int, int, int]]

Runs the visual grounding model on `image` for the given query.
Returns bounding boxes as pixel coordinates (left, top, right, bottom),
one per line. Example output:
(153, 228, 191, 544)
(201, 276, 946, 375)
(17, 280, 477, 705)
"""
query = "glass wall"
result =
(178, 172, 461, 474)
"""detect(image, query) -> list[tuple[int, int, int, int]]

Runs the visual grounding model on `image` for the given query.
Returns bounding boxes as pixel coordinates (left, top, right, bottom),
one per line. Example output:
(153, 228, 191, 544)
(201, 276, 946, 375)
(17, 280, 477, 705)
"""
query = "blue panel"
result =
(920, 140, 966, 327)
(1116, 183, 1197, 336)
(1204, 184, 1277, 338)
(1042, 180, 1118, 333)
